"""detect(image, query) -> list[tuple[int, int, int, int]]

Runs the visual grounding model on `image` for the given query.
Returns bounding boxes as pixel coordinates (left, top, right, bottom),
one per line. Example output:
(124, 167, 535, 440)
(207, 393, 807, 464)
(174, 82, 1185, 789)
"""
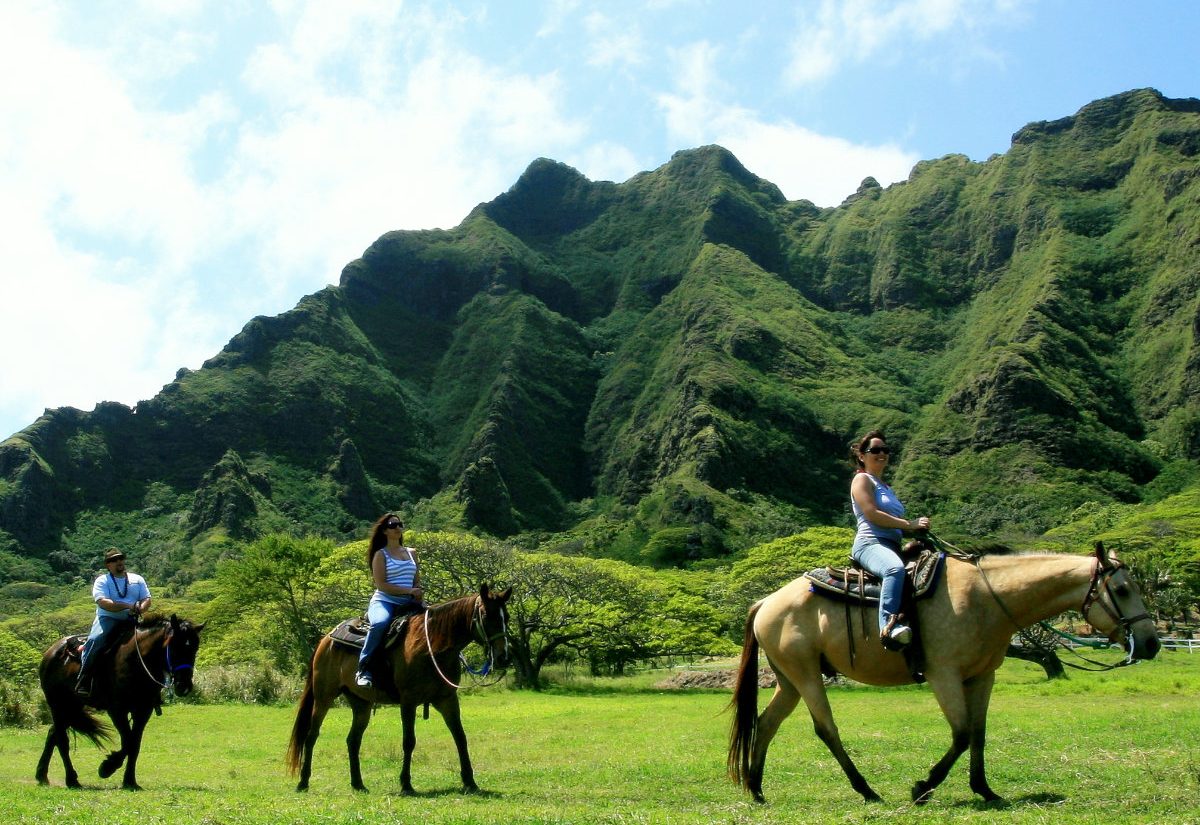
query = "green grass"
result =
(3, 654, 1198, 824)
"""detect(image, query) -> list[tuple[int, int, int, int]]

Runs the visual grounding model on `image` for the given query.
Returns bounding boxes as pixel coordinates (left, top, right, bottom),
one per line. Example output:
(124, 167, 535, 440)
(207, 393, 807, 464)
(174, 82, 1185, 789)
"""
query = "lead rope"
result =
(424, 605, 506, 690)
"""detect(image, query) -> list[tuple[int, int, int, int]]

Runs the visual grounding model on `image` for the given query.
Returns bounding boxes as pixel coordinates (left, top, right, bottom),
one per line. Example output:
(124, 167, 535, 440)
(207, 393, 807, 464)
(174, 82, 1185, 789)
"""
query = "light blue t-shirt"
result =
(92, 572, 151, 619)
(851, 473, 906, 546)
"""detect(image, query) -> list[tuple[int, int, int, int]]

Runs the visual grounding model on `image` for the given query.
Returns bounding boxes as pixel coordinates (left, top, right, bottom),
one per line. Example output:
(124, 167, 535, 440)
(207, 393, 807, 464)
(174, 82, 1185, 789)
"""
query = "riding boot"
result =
(74, 666, 93, 697)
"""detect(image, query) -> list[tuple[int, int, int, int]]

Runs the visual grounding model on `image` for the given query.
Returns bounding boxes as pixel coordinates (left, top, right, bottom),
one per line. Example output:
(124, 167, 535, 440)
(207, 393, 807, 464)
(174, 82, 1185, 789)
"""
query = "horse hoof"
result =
(122, 783, 143, 791)
(295, 783, 309, 792)
(463, 784, 480, 795)
(35, 774, 49, 786)
(751, 790, 766, 804)
(912, 781, 933, 805)
(353, 783, 369, 794)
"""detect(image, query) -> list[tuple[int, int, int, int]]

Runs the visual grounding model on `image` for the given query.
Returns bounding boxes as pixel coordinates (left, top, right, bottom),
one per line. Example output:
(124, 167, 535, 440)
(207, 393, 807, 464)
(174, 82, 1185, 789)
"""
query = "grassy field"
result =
(2, 653, 1197, 825)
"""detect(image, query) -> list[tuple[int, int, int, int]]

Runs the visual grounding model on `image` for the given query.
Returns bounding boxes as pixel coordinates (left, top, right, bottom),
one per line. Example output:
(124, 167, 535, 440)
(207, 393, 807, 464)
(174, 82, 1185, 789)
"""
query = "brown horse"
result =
(36, 613, 205, 789)
(287, 583, 512, 794)
(728, 542, 1160, 805)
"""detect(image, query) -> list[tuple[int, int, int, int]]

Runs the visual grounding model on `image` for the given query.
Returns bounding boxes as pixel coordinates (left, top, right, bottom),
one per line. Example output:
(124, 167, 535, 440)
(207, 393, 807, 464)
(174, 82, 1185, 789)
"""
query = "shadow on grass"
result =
(948, 791, 1067, 810)
(382, 788, 505, 800)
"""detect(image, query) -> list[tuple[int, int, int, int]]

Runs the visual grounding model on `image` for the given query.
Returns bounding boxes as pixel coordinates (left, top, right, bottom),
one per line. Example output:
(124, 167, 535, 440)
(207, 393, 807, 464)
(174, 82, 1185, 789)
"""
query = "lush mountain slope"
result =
(3, 88, 1200, 584)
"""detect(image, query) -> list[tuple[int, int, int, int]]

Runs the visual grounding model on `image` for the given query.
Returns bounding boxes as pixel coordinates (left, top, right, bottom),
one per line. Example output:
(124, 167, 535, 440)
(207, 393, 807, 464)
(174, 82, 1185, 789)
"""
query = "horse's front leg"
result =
(399, 703, 417, 795)
(435, 696, 477, 793)
(914, 673, 971, 804)
(119, 706, 154, 790)
(99, 710, 130, 783)
(964, 671, 1002, 803)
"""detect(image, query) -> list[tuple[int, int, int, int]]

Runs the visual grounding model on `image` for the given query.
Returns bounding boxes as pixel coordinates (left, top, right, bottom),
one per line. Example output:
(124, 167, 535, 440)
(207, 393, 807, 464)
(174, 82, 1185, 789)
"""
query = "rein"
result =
(132, 625, 176, 694)
(425, 598, 508, 690)
(926, 533, 1139, 671)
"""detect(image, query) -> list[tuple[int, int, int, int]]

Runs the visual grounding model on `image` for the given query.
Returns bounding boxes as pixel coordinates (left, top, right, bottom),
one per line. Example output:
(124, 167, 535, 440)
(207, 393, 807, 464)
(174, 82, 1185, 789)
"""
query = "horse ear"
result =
(479, 582, 490, 600)
(192, 622, 206, 632)
(497, 586, 512, 602)
(1094, 541, 1116, 566)
(170, 613, 180, 627)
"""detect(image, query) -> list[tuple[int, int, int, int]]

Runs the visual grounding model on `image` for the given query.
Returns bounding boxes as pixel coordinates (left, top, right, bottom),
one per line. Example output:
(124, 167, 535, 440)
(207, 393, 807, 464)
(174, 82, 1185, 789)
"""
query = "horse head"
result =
(165, 614, 206, 696)
(1083, 543, 1160, 661)
(476, 583, 513, 669)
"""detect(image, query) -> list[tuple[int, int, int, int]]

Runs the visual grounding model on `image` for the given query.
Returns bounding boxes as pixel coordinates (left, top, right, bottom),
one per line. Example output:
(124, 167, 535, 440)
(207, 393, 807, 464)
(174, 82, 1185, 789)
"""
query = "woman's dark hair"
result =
(366, 513, 401, 566)
(851, 430, 887, 471)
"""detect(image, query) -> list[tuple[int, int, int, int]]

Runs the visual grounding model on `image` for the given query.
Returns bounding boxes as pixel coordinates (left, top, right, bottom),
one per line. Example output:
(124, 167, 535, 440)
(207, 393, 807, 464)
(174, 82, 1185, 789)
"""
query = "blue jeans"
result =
(80, 615, 125, 675)
(357, 596, 415, 676)
(851, 537, 906, 634)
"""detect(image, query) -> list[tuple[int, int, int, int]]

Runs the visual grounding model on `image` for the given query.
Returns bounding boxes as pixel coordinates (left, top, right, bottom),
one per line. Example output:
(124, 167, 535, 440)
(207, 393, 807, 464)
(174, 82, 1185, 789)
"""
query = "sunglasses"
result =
(385, 521, 403, 529)
(864, 446, 891, 455)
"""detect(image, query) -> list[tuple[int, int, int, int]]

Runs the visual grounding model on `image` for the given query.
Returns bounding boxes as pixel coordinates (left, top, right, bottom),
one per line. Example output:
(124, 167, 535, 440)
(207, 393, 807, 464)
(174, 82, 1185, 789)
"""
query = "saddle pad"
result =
(806, 550, 944, 604)
(327, 613, 414, 651)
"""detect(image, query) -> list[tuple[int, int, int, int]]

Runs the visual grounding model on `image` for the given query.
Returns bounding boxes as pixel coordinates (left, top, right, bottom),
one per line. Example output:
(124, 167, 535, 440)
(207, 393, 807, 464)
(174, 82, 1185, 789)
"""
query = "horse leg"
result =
(119, 706, 154, 790)
(295, 693, 333, 792)
(37, 714, 80, 788)
(913, 673, 971, 804)
(100, 710, 131, 783)
(345, 694, 373, 792)
(392, 703, 415, 795)
(964, 671, 1002, 802)
(793, 674, 882, 803)
(434, 696, 477, 793)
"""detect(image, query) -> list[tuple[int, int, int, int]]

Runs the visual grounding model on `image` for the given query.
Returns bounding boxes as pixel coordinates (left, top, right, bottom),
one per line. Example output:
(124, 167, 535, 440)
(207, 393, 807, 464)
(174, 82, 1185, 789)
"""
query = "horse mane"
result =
(969, 544, 1018, 556)
(423, 594, 479, 648)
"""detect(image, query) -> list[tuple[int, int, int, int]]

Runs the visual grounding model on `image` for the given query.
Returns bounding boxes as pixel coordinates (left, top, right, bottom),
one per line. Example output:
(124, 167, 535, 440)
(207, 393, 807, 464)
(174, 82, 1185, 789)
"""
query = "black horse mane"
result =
(970, 543, 1018, 556)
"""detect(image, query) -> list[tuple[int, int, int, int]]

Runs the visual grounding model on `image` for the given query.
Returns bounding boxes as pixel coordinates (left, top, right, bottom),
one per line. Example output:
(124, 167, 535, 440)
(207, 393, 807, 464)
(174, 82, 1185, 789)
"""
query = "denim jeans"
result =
(79, 615, 124, 675)
(357, 596, 414, 676)
(851, 537, 905, 634)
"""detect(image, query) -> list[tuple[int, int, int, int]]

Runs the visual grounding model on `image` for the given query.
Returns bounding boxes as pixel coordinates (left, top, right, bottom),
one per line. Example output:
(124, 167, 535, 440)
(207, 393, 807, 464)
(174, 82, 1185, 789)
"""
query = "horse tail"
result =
(727, 600, 762, 788)
(285, 646, 318, 776)
(61, 703, 113, 748)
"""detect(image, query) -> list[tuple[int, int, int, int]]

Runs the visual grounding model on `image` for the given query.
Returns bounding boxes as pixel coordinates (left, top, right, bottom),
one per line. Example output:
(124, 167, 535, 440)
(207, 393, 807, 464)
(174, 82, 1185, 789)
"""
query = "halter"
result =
(425, 596, 509, 689)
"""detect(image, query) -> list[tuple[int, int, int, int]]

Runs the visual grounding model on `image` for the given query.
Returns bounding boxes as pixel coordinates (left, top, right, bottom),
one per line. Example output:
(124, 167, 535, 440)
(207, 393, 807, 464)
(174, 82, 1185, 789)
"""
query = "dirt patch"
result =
(654, 667, 776, 690)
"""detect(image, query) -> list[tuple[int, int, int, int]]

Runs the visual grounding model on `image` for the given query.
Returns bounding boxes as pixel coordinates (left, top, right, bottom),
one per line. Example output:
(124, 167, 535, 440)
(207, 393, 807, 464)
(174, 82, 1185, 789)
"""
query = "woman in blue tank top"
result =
(849, 431, 930, 649)
(355, 513, 424, 688)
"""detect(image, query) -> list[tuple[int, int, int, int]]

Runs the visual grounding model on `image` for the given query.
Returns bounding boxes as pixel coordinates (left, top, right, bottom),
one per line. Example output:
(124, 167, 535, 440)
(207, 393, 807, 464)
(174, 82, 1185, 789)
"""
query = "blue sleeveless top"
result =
(374, 547, 418, 605)
(851, 473, 906, 545)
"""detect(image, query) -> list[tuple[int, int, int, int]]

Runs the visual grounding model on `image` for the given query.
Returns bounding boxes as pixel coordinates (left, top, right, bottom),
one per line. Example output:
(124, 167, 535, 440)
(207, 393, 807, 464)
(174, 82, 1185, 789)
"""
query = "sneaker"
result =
(888, 624, 913, 646)
(354, 672, 372, 688)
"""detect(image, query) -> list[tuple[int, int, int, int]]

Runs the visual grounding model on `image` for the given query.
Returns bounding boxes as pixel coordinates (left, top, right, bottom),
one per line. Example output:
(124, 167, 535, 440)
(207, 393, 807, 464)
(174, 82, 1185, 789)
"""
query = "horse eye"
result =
(1114, 585, 1130, 598)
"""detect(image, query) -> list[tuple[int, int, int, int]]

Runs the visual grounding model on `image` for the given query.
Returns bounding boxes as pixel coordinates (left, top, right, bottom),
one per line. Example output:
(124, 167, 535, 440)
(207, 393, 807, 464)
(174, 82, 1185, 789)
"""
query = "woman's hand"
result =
(910, 516, 930, 532)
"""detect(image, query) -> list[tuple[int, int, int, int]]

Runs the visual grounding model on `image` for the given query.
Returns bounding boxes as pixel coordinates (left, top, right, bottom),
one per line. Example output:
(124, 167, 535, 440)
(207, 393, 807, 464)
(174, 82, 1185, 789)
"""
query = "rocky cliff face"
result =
(2, 89, 1199, 574)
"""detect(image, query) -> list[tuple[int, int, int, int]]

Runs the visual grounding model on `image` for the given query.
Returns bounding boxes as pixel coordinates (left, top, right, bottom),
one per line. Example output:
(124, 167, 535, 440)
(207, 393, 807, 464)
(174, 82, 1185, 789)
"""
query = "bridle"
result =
(1080, 555, 1153, 643)
(425, 596, 510, 689)
(133, 623, 195, 694)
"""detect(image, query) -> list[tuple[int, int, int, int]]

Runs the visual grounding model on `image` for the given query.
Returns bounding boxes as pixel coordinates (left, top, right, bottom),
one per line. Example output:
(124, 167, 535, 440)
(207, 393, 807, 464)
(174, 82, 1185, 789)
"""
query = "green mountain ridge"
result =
(3, 88, 1200, 582)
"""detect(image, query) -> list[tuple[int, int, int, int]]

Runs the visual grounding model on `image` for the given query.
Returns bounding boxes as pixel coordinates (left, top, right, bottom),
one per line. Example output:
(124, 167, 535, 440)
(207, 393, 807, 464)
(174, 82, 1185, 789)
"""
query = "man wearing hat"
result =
(75, 547, 152, 696)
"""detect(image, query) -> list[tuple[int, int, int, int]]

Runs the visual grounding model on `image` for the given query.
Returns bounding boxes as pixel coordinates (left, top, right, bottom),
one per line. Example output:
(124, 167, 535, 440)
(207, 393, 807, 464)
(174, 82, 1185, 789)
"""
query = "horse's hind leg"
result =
(100, 710, 131, 784)
(795, 675, 882, 803)
(345, 694, 373, 792)
(36, 720, 79, 788)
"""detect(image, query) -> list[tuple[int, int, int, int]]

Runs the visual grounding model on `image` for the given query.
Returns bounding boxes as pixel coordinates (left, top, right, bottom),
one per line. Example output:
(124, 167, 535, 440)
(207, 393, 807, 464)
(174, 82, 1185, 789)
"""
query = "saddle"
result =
(327, 610, 418, 653)
(805, 547, 944, 604)
(805, 544, 944, 684)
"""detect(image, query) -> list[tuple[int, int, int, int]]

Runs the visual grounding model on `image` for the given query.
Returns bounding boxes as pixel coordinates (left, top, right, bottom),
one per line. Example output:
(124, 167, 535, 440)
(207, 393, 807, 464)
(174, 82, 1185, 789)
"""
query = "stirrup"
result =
(880, 615, 912, 651)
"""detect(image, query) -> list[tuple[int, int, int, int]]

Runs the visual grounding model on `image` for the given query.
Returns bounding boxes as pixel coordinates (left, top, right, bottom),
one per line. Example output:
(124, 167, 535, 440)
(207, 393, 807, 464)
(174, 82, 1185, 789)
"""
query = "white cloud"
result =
(658, 40, 917, 205)
(786, 0, 1025, 86)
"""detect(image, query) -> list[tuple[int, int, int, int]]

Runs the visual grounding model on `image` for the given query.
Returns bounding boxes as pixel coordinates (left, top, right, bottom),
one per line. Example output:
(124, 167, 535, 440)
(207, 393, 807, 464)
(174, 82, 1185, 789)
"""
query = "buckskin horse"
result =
(287, 583, 512, 794)
(728, 542, 1160, 804)
(36, 613, 205, 789)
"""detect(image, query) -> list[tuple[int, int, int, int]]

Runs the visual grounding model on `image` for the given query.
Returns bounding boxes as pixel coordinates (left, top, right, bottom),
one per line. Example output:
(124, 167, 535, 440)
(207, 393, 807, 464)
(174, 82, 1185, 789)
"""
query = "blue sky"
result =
(2, 0, 1198, 441)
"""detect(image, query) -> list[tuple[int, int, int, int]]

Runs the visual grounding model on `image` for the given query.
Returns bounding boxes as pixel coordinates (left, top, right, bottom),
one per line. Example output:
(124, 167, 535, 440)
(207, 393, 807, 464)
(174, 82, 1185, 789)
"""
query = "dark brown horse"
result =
(729, 542, 1160, 805)
(287, 583, 512, 794)
(36, 613, 205, 789)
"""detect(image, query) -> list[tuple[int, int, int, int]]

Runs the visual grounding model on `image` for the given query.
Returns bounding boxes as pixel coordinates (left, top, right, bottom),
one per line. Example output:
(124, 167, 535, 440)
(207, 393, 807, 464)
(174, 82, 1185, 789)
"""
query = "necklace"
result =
(109, 572, 129, 599)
